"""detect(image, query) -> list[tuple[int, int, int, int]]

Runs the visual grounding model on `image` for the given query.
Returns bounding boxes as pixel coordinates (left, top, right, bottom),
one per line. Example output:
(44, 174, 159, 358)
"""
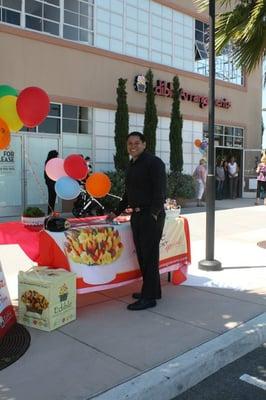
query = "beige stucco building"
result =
(0, 0, 262, 217)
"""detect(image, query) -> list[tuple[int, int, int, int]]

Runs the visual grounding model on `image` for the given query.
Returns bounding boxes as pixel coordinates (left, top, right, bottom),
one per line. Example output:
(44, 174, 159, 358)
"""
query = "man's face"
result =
(127, 135, 146, 160)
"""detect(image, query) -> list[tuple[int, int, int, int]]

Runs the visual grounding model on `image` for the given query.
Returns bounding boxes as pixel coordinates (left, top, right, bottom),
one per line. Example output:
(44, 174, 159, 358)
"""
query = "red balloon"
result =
(64, 154, 88, 180)
(16, 86, 50, 128)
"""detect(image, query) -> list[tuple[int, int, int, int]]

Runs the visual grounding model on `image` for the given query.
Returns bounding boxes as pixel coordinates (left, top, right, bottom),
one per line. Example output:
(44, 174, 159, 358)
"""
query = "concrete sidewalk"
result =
(1, 199, 266, 400)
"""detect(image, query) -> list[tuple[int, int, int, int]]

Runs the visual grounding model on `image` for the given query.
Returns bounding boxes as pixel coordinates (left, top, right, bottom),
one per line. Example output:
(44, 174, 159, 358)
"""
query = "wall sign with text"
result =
(134, 75, 231, 110)
(0, 149, 16, 175)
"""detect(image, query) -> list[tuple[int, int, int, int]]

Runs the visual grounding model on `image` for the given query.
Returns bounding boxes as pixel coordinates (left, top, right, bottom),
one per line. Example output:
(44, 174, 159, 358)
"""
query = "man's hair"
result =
(127, 131, 146, 142)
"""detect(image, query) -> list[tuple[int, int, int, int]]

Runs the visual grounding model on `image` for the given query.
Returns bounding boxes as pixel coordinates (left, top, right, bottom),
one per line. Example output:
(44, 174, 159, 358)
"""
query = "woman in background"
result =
(193, 159, 207, 207)
(44, 150, 58, 214)
(255, 153, 266, 205)
(215, 158, 225, 200)
(227, 156, 239, 199)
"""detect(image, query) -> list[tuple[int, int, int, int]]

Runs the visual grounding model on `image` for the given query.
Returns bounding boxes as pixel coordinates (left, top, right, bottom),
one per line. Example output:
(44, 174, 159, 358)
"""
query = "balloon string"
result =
(107, 193, 122, 200)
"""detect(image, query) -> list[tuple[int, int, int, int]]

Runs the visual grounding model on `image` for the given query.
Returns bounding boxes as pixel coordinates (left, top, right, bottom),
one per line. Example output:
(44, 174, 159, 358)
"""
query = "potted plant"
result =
(21, 207, 46, 226)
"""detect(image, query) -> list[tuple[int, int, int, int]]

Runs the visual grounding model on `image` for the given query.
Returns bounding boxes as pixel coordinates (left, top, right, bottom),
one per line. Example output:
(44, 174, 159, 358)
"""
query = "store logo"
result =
(134, 75, 231, 109)
(134, 75, 147, 93)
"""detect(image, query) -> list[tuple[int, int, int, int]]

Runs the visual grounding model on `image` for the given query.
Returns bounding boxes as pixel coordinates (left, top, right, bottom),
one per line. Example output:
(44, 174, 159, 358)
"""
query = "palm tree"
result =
(194, 0, 266, 74)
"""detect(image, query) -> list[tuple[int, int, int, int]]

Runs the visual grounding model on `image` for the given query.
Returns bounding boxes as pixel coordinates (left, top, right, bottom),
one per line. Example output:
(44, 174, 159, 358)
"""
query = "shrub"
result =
(23, 207, 45, 217)
(114, 78, 129, 171)
(169, 75, 183, 173)
(100, 170, 125, 212)
(167, 172, 195, 200)
(98, 171, 195, 213)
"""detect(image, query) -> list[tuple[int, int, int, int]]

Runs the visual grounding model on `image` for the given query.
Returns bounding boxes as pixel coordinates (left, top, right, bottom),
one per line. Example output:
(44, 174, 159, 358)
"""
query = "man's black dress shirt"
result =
(116, 151, 166, 216)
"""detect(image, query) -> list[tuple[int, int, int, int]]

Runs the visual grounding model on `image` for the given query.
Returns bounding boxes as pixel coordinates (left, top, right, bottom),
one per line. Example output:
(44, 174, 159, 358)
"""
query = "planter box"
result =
(21, 216, 45, 226)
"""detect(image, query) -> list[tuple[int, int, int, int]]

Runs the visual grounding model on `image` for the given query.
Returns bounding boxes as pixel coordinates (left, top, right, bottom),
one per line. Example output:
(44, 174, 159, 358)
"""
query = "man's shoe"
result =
(132, 292, 162, 300)
(127, 299, 156, 311)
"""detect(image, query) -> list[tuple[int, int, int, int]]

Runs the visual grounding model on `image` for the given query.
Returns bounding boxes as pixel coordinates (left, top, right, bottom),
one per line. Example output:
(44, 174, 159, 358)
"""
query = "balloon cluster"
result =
(194, 139, 208, 155)
(45, 154, 111, 200)
(0, 84, 50, 150)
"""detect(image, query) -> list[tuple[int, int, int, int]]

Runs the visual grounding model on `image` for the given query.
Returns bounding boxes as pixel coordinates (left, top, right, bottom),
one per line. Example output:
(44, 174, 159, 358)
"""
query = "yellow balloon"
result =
(0, 95, 23, 132)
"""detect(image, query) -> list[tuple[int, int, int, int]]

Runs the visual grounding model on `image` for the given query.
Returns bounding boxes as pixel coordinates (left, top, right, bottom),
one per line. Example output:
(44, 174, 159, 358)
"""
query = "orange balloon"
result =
(194, 139, 202, 148)
(85, 172, 111, 198)
(0, 117, 11, 149)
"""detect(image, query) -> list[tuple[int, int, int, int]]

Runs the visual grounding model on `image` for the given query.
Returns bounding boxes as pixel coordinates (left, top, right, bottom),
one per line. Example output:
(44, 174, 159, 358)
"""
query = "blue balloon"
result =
(55, 176, 81, 200)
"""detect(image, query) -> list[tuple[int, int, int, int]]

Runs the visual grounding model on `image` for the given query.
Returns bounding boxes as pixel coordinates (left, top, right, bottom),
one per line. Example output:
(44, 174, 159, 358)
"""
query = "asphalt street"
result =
(172, 343, 266, 400)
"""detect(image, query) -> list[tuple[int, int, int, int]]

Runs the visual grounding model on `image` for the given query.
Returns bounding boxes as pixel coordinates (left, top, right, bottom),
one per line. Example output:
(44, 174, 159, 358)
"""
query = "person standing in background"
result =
(44, 150, 58, 215)
(85, 156, 92, 173)
(227, 156, 239, 199)
(255, 153, 266, 205)
(215, 158, 225, 200)
(222, 159, 229, 198)
(193, 159, 207, 207)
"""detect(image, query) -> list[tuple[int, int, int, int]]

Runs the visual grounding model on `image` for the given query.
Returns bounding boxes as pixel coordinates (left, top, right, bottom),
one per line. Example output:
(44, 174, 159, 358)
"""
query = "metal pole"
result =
(199, 0, 222, 271)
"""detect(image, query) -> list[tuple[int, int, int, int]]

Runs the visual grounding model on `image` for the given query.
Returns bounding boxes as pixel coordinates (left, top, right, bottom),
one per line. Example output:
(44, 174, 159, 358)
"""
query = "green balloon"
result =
(0, 85, 18, 98)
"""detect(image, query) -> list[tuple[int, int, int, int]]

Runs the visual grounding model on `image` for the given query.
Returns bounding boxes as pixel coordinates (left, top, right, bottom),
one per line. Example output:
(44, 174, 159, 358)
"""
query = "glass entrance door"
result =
(0, 135, 60, 219)
(24, 135, 60, 211)
(243, 149, 262, 198)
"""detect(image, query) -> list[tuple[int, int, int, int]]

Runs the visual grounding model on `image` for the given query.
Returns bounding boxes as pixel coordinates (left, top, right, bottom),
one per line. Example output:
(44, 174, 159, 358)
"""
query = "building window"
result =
(0, 0, 22, 25)
(62, 105, 92, 134)
(203, 123, 244, 148)
(22, 103, 61, 134)
(194, 19, 243, 85)
(38, 103, 61, 133)
(96, 0, 194, 72)
(25, 0, 60, 36)
(63, 0, 94, 45)
(96, 0, 123, 53)
(22, 102, 93, 136)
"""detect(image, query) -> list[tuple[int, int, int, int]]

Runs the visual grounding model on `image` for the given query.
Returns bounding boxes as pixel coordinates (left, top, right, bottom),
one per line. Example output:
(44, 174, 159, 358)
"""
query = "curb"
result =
(90, 312, 266, 400)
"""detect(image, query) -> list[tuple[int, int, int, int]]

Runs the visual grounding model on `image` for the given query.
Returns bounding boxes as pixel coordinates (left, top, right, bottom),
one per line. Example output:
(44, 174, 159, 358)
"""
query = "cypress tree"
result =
(114, 78, 129, 171)
(169, 75, 183, 173)
(143, 69, 158, 154)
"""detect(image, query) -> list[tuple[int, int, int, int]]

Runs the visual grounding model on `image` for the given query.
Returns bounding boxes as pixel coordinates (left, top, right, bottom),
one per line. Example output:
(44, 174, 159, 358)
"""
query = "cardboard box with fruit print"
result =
(18, 267, 76, 331)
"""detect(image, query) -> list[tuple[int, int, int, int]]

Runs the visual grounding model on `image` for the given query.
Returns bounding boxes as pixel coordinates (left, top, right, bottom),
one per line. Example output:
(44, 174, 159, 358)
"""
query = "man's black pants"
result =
(130, 209, 165, 300)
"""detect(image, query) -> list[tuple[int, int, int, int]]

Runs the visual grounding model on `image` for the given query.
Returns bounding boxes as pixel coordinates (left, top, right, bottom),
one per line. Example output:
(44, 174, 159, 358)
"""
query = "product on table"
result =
(18, 267, 76, 331)
(64, 226, 123, 265)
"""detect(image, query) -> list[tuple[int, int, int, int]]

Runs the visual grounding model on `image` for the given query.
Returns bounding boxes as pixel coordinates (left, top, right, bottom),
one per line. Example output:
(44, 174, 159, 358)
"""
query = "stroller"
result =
(72, 185, 105, 218)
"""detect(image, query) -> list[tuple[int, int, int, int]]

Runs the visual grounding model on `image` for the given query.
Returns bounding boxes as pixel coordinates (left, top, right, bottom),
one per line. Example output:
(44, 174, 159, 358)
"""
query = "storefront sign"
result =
(0, 150, 16, 175)
(134, 75, 231, 109)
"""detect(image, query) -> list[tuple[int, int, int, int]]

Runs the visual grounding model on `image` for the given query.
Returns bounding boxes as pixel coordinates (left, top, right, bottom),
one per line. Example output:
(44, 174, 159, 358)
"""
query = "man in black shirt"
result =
(109, 132, 166, 310)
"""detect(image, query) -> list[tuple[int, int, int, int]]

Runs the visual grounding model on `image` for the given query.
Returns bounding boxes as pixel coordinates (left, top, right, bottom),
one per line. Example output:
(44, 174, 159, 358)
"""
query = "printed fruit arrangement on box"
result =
(21, 290, 49, 313)
(64, 227, 124, 265)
